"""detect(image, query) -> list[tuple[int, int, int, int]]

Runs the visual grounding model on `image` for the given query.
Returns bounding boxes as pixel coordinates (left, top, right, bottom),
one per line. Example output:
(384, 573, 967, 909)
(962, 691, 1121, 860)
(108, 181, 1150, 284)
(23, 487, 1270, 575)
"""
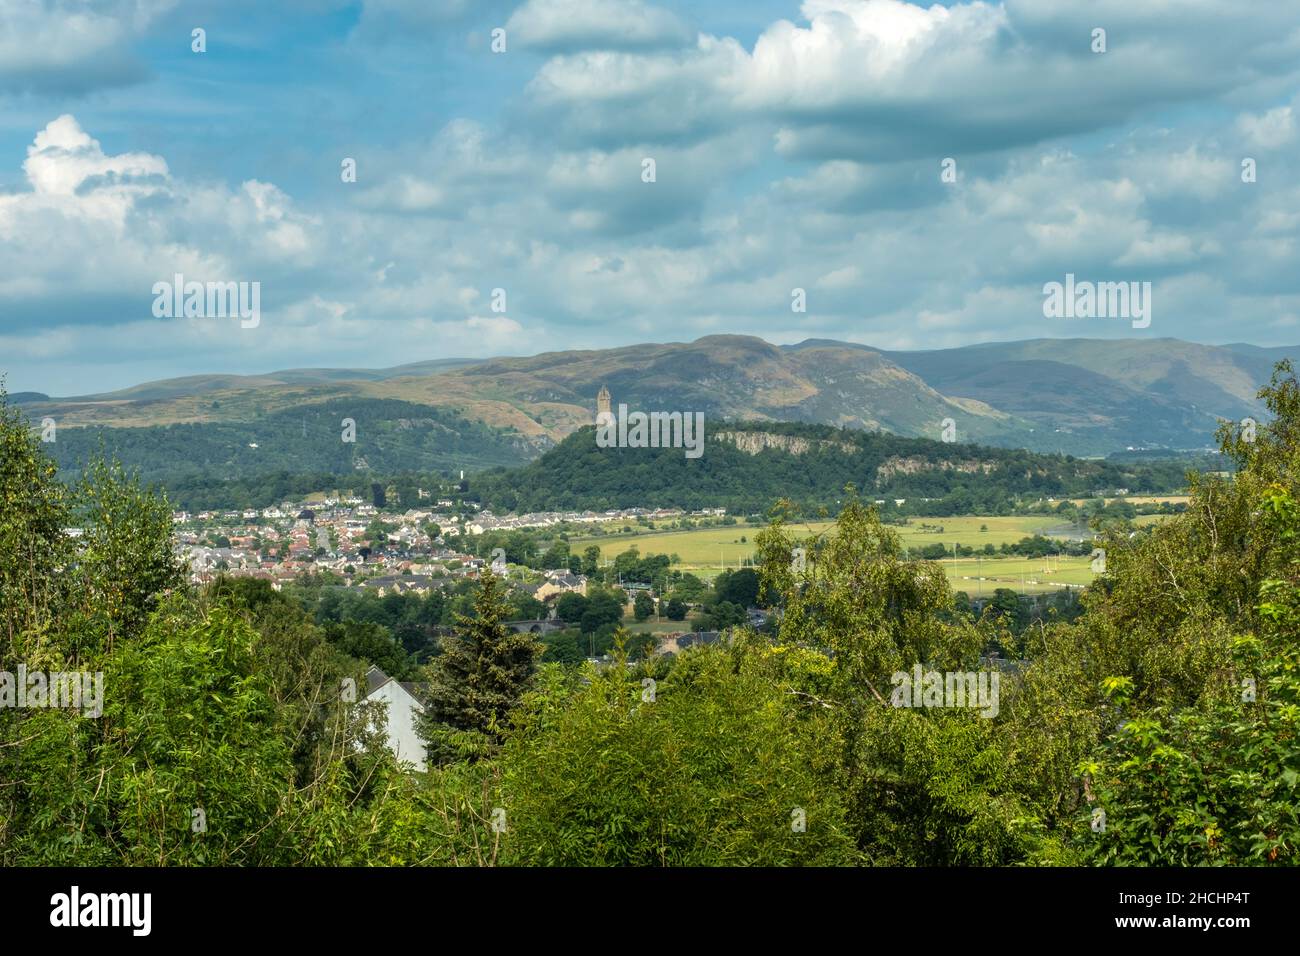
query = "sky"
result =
(2, 0, 1300, 395)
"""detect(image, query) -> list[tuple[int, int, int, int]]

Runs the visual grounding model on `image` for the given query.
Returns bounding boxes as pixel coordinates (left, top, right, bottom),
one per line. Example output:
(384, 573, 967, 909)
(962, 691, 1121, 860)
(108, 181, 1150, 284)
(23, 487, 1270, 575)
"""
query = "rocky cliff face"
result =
(875, 455, 1000, 482)
(715, 430, 857, 456)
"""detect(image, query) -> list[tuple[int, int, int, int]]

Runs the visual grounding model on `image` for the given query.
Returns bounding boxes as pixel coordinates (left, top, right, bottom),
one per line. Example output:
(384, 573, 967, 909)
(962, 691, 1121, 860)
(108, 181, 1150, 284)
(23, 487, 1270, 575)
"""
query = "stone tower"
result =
(596, 385, 611, 421)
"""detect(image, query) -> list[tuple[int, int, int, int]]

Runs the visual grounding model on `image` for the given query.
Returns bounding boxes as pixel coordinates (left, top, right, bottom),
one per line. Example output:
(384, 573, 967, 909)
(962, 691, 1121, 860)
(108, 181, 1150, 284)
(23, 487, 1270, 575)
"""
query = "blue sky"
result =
(2, 0, 1300, 394)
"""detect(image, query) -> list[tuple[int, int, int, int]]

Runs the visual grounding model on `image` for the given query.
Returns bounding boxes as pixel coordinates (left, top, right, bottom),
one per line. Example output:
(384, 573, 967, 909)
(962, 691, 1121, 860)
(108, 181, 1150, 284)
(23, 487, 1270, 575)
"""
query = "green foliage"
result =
(632, 591, 654, 621)
(66, 457, 187, 652)
(540, 629, 584, 665)
(755, 496, 1053, 864)
(714, 567, 760, 607)
(324, 619, 414, 680)
(0, 391, 501, 866)
(471, 422, 1188, 516)
(697, 600, 745, 631)
(554, 591, 588, 624)
(42, 398, 527, 503)
(417, 571, 543, 764)
(556, 586, 625, 634)
(0, 385, 71, 649)
(498, 649, 859, 865)
(296, 579, 449, 661)
(1078, 486, 1300, 865)
(507, 592, 546, 621)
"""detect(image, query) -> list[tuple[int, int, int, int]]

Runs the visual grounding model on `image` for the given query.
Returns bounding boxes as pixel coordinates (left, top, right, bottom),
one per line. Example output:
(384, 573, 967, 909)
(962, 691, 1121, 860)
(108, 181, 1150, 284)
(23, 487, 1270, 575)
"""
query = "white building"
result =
(363, 666, 428, 772)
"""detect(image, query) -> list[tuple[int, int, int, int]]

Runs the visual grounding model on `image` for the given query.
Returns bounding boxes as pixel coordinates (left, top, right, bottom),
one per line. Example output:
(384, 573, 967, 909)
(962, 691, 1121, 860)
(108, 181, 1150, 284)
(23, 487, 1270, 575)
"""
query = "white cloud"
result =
(816, 266, 862, 289)
(0, 0, 175, 92)
(521, 0, 1300, 160)
(739, 0, 992, 100)
(507, 0, 693, 52)
(524, 36, 747, 146)
(22, 114, 168, 197)
(0, 115, 318, 331)
(464, 314, 525, 338)
(1237, 105, 1298, 150)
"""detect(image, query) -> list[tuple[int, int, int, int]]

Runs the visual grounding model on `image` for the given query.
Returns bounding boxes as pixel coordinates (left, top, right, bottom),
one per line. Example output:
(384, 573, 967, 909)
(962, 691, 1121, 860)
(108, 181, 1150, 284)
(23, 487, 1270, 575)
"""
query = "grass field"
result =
(1133, 514, 1170, 528)
(575, 515, 1100, 588)
(575, 515, 1075, 569)
(941, 555, 1094, 595)
(1061, 495, 1190, 506)
(892, 515, 1070, 549)
(572, 521, 825, 568)
(574, 513, 1172, 591)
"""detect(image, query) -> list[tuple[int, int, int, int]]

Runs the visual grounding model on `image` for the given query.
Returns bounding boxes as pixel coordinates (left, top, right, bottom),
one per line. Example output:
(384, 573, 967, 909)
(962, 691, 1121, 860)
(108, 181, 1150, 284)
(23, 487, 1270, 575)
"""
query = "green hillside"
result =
(468, 421, 1192, 514)
(44, 398, 536, 485)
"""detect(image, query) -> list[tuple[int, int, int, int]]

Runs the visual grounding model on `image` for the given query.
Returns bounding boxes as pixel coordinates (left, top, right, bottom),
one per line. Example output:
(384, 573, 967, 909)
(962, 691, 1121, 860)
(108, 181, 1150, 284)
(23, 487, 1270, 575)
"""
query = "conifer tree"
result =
(418, 570, 542, 762)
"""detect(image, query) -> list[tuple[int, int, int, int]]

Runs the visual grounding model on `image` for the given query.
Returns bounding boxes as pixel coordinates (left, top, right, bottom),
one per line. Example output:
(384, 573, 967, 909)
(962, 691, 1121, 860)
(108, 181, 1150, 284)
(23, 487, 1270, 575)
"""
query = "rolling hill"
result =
(8, 336, 1293, 487)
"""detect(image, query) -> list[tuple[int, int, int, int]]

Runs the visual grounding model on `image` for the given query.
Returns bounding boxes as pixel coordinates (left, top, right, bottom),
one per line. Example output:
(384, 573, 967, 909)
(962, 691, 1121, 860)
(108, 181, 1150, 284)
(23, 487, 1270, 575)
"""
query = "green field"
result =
(892, 515, 1071, 549)
(1133, 514, 1169, 528)
(574, 521, 833, 574)
(573, 513, 1168, 593)
(573, 514, 1114, 592)
(576, 515, 1078, 569)
(941, 555, 1095, 595)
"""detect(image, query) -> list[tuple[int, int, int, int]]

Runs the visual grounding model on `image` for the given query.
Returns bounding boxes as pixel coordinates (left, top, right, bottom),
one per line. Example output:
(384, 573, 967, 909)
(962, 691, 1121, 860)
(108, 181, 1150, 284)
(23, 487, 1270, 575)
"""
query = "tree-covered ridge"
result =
(28, 413, 1197, 514)
(469, 421, 1192, 514)
(37, 398, 535, 486)
(1, 364, 1296, 866)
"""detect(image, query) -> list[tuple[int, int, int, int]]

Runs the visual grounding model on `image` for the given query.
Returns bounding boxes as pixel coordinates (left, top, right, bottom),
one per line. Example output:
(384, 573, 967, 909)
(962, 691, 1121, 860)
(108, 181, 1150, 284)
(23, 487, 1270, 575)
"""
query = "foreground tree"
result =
(499, 640, 859, 866)
(1077, 485, 1300, 865)
(0, 385, 71, 654)
(755, 498, 1036, 864)
(1009, 361, 1300, 863)
(418, 571, 543, 764)
(1063, 364, 1300, 866)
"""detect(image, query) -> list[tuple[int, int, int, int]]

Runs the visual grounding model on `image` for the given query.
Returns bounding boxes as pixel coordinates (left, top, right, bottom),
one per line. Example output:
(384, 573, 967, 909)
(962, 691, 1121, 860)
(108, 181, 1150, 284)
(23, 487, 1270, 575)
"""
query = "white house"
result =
(363, 666, 428, 772)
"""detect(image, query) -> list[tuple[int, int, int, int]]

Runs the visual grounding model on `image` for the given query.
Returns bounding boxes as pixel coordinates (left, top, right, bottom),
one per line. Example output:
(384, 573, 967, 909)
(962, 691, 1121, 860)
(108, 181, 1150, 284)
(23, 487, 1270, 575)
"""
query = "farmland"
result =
(939, 555, 1095, 596)
(572, 513, 1114, 588)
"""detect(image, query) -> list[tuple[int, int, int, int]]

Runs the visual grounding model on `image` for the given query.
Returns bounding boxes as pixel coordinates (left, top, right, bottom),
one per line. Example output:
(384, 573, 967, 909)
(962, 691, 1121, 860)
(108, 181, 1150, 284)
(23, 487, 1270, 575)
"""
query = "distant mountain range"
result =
(10, 336, 1293, 482)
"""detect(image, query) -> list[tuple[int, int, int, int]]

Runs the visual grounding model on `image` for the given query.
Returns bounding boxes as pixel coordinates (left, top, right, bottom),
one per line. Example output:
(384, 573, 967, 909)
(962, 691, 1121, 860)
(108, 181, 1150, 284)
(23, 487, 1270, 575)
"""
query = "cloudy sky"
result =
(2, 0, 1299, 394)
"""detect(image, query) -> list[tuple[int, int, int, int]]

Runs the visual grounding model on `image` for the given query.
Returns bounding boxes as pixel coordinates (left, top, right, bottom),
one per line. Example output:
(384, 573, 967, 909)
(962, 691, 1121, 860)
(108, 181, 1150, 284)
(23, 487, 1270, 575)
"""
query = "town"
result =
(175, 499, 726, 593)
